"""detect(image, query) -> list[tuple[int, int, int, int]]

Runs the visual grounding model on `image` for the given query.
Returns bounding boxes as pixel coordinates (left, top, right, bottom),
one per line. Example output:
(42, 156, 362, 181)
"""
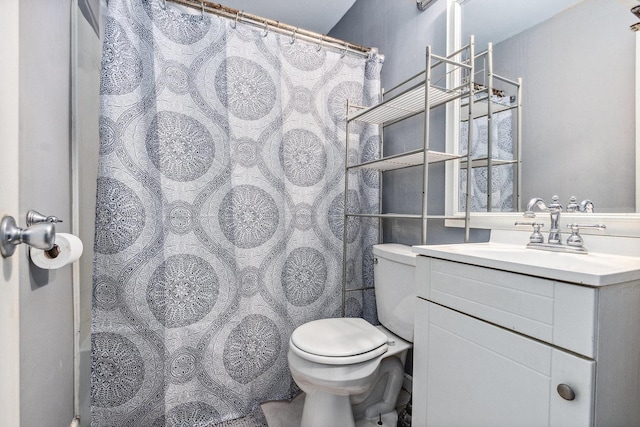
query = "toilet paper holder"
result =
(0, 211, 59, 258)
(26, 209, 63, 227)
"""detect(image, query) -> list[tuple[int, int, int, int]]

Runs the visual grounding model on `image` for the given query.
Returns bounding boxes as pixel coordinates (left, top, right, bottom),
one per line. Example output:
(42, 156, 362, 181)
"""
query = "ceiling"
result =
(217, 0, 357, 34)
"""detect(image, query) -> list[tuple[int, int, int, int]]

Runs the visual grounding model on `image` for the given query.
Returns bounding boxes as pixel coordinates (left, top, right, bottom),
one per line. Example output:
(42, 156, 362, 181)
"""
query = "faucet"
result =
(519, 196, 605, 254)
(524, 196, 563, 244)
(566, 196, 595, 213)
(546, 196, 563, 244)
(579, 199, 594, 213)
(523, 197, 548, 217)
(518, 195, 605, 254)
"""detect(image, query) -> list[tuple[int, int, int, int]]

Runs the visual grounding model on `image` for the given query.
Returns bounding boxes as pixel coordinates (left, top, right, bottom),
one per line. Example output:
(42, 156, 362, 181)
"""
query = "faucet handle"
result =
(566, 223, 606, 231)
(515, 221, 545, 243)
(566, 196, 579, 212)
(548, 195, 563, 211)
(565, 223, 606, 247)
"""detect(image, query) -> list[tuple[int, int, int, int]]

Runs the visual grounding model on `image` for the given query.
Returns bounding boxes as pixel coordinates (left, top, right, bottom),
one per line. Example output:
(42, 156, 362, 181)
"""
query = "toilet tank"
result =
(373, 244, 417, 342)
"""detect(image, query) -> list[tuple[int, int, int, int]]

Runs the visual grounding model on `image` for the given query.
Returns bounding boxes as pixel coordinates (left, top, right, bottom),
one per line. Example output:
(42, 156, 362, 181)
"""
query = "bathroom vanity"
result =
(412, 231, 640, 426)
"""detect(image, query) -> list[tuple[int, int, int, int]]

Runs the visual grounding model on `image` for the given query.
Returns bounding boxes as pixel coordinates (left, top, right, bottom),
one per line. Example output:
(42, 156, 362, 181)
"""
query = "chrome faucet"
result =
(523, 197, 548, 217)
(547, 195, 563, 244)
(524, 196, 563, 244)
(517, 195, 605, 254)
(579, 199, 594, 213)
(566, 196, 580, 212)
(566, 196, 595, 213)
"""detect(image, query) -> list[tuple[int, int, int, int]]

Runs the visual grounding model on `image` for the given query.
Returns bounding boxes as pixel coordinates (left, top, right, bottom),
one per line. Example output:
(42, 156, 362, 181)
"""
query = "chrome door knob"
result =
(1, 216, 56, 258)
(21, 223, 55, 250)
(557, 383, 576, 401)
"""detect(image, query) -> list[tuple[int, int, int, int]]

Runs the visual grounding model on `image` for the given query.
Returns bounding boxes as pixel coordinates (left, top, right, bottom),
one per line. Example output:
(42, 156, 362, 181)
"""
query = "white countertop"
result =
(412, 230, 640, 286)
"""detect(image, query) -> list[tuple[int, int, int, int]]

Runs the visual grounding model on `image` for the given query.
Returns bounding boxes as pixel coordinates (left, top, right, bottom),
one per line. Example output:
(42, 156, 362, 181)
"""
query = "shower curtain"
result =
(459, 95, 515, 212)
(91, 0, 381, 425)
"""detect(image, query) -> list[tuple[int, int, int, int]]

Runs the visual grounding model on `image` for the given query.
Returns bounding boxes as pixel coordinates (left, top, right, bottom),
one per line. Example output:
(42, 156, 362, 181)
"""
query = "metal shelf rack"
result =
(462, 43, 522, 212)
(344, 37, 477, 246)
(341, 37, 521, 311)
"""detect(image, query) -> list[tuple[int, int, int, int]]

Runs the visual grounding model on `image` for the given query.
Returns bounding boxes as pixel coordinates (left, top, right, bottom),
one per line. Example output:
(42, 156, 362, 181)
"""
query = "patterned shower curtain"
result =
(459, 95, 515, 212)
(91, 0, 381, 425)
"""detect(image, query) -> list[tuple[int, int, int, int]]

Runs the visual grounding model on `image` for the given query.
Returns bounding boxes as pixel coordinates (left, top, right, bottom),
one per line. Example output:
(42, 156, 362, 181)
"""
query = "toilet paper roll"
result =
(29, 232, 84, 269)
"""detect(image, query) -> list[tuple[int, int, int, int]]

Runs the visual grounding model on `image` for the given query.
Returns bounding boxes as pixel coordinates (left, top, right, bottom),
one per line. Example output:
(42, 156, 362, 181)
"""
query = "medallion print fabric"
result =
(459, 95, 515, 212)
(91, 1, 381, 425)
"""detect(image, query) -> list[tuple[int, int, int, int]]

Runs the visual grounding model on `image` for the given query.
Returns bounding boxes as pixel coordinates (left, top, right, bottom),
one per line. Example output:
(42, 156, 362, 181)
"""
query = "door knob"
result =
(557, 383, 576, 401)
(0, 216, 55, 258)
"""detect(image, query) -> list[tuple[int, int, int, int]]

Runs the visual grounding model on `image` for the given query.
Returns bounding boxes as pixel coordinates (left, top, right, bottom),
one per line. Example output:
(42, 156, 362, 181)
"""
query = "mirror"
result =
(458, 0, 637, 213)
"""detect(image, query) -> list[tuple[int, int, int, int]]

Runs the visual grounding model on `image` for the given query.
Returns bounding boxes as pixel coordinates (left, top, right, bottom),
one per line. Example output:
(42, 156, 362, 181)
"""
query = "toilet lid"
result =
(290, 318, 388, 359)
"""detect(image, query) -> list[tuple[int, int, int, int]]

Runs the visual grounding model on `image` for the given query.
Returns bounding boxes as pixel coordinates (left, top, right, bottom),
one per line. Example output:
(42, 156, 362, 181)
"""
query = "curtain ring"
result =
(341, 45, 348, 58)
(263, 22, 269, 37)
(316, 35, 324, 52)
(200, 1, 205, 20)
(161, 0, 166, 10)
(290, 28, 297, 45)
(232, 10, 242, 29)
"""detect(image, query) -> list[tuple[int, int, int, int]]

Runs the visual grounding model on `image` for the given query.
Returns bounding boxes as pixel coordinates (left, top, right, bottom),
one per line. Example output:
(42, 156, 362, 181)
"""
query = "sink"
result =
(412, 241, 640, 286)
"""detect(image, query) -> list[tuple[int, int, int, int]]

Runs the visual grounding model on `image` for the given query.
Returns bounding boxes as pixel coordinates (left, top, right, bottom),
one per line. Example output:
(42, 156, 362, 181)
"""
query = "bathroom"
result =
(1, 0, 638, 426)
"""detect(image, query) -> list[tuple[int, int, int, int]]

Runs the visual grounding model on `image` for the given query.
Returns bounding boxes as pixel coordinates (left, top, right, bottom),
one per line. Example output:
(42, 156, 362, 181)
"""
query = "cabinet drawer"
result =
(416, 257, 597, 357)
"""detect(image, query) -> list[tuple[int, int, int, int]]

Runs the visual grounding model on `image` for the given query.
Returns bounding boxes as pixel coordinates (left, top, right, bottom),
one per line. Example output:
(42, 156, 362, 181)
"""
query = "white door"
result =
(413, 299, 594, 427)
(0, 0, 22, 424)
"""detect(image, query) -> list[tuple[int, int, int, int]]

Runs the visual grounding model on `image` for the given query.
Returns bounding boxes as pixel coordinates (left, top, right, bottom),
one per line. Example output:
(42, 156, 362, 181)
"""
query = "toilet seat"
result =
(290, 318, 389, 365)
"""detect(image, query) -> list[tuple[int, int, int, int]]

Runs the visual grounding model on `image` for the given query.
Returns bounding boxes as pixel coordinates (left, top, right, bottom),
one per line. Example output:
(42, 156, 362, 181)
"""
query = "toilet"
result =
(288, 243, 416, 427)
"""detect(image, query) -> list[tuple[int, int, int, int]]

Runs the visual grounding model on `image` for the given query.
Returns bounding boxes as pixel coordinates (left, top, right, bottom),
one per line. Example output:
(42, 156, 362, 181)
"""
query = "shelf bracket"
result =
(417, 0, 437, 11)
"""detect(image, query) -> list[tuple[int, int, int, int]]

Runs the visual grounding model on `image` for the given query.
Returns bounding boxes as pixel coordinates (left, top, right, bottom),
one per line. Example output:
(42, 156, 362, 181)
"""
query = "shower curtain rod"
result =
(165, 0, 380, 59)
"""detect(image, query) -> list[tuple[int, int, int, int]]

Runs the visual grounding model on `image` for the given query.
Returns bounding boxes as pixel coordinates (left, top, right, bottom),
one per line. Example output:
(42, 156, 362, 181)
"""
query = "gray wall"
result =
(330, 0, 489, 245)
(18, 0, 74, 426)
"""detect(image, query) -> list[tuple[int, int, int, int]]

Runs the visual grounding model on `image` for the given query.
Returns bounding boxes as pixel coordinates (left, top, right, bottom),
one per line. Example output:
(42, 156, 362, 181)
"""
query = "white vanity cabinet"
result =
(412, 253, 640, 427)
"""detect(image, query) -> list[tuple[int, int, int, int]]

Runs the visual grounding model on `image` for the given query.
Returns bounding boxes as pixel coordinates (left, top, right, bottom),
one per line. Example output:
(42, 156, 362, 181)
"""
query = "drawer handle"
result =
(557, 384, 576, 401)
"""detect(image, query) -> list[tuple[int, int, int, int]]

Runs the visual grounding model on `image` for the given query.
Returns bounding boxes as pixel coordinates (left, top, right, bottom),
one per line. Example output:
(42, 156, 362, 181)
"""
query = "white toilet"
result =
(288, 243, 416, 427)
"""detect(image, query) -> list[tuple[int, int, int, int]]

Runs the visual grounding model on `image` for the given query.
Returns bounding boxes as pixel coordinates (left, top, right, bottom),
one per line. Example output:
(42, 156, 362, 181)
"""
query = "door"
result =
(0, 0, 22, 424)
(413, 299, 595, 427)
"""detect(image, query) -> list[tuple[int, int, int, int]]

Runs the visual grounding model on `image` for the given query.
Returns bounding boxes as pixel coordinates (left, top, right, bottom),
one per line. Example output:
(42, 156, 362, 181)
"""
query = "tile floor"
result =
(260, 388, 411, 427)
